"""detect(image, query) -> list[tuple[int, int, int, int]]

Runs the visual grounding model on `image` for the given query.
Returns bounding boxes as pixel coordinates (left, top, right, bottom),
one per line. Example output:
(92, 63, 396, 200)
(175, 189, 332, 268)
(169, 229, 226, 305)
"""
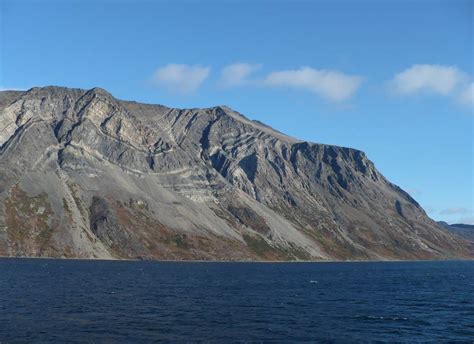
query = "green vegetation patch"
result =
(5, 185, 55, 251)
(242, 233, 274, 257)
(243, 233, 312, 261)
(276, 243, 312, 261)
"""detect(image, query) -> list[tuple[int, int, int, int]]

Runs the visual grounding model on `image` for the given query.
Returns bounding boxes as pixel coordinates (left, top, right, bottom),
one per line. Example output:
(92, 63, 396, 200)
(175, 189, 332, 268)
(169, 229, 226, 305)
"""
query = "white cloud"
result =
(388, 64, 474, 109)
(219, 63, 261, 88)
(262, 67, 363, 102)
(458, 82, 474, 107)
(151, 64, 210, 93)
(389, 64, 467, 96)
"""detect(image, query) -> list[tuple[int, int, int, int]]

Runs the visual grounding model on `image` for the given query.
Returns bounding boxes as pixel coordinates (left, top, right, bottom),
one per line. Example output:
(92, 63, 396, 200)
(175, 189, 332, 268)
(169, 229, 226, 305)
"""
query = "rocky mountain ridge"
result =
(0, 86, 471, 260)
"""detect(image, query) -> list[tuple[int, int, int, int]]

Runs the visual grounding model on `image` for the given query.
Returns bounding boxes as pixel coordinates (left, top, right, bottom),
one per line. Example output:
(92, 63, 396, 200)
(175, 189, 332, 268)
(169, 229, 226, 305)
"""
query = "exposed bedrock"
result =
(0, 87, 471, 260)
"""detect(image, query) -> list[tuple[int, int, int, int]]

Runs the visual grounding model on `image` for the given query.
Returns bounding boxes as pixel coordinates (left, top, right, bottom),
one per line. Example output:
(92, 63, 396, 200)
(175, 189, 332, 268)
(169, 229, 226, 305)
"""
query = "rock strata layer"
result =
(0, 87, 471, 260)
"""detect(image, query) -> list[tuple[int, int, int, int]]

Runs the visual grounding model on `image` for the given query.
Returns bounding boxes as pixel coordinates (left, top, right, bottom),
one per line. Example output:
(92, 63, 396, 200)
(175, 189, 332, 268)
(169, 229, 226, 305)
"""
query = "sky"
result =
(0, 0, 473, 224)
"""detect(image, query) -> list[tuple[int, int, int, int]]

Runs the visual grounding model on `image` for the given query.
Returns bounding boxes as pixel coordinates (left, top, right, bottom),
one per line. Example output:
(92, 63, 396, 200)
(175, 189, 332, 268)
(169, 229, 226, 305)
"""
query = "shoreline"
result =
(0, 255, 473, 263)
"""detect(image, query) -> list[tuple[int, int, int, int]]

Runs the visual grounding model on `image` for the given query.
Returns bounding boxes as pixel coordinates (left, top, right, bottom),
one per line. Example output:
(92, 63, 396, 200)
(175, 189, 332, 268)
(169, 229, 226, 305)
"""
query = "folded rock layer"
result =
(0, 87, 470, 260)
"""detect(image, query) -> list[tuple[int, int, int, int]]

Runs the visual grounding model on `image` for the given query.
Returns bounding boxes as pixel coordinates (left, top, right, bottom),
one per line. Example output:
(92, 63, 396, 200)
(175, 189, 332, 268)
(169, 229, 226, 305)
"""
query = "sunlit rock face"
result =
(0, 86, 471, 260)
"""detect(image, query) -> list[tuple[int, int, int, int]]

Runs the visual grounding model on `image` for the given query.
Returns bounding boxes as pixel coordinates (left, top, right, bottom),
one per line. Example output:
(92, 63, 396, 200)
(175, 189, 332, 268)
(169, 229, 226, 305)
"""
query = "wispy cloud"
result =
(262, 67, 363, 102)
(389, 64, 466, 96)
(458, 82, 474, 107)
(218, 63, 363, 102)
(388, 64, 473, 109)
(151, 64, 210, 93)
(439, 207, 470, 215)
(150, 62, 471, 107)
(0, 86, 25, 91)
(219, 63, 261, 88)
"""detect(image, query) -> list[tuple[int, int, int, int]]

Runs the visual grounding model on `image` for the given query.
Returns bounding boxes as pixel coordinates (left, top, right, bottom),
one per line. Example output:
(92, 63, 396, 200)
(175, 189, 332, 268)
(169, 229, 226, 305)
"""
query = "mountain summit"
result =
(0, 86, 471, 260)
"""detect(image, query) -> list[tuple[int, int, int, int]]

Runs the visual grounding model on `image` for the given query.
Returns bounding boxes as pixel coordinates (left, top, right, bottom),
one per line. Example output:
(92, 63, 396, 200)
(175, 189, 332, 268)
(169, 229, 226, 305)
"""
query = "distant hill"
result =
(438, 222, 474, 243)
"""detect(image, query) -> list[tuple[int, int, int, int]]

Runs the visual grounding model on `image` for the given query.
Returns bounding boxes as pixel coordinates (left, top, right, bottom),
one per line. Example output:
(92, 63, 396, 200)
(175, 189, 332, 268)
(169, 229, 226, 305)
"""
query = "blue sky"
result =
(1, 0, 473, 224)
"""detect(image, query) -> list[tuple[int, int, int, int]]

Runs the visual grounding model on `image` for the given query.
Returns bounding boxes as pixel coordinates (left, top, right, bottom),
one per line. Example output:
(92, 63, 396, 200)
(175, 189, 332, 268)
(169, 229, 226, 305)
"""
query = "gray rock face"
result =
(0, 86, 471, 260)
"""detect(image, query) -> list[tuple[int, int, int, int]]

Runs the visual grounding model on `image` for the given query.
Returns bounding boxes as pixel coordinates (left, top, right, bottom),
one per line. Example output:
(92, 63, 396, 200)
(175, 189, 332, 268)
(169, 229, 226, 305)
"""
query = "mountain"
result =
(0, 86, 471, 260)
(437, 222, 474, 243)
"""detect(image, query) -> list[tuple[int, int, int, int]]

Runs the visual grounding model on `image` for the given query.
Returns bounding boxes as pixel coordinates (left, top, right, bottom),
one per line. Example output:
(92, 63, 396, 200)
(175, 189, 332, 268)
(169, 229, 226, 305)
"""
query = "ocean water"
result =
(0, 259, 473, 342)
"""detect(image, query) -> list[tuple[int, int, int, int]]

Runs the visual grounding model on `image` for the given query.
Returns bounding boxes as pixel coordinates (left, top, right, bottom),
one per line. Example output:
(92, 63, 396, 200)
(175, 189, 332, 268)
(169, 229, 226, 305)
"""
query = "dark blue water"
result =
(0, 259, 473, 342)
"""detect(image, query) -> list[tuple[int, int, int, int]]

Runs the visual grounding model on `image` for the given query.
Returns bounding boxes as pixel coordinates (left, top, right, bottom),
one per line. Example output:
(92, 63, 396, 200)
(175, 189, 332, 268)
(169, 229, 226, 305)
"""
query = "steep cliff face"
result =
(0, 86, 471, 260)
